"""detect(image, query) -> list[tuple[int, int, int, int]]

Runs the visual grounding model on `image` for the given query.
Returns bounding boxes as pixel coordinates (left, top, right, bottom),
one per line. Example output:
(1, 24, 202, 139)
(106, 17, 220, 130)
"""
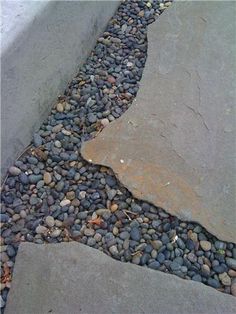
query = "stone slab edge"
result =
(5, 242, 236, 314)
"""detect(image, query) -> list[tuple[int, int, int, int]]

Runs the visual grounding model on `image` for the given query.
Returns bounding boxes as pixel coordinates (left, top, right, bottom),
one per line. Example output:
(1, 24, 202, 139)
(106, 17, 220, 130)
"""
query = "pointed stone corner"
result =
(5, 242, 236, 314)
(82, 1, 236, 243)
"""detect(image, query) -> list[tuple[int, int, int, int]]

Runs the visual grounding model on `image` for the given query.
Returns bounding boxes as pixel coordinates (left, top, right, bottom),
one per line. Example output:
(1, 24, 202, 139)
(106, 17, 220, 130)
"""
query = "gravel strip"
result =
(1, 0, 236, 311)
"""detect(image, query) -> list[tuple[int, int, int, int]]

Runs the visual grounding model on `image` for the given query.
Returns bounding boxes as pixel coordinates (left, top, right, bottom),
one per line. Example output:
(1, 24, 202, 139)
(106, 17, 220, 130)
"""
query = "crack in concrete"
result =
(185, 104, 210, 131)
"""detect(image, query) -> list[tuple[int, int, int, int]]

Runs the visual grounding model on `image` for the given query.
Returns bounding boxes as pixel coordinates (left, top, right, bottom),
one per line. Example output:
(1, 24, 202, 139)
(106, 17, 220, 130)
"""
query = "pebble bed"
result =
(1, 0, 236, 310)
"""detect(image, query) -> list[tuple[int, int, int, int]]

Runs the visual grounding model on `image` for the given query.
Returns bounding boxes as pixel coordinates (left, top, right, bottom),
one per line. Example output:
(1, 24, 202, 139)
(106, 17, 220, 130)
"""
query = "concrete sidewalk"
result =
(5, 242, 236, 314)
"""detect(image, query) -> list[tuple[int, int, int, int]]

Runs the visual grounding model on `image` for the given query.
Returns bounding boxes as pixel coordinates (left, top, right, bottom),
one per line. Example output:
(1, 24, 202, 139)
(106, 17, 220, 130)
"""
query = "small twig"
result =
(1, 174, 9, 191)
(122, 210, 132, 221)
(131, 251, 142, 256)
(17, 144, 33, 160)
(124, 209, 138, 216)
(171, 235, 178, 244)
(94, 127, 103, 137)
(122, 209, 139, 221)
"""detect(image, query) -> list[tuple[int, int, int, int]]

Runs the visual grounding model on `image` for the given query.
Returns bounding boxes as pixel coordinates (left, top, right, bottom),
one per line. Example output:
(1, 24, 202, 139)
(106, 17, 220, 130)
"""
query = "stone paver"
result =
(82, 1, 236, 243)
(5, 242, 236, 314)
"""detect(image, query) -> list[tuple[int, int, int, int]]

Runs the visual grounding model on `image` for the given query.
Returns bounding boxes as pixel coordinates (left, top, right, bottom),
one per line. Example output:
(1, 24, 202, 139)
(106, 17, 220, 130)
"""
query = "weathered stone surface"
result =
(82, 2, 236, 243)
(5, 243, 236, 314)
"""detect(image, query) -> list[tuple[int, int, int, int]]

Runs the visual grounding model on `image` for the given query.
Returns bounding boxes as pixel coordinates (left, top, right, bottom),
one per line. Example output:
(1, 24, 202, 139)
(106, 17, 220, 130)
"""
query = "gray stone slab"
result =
(5, 242, 236, 314)
(82, 1, 236, 243)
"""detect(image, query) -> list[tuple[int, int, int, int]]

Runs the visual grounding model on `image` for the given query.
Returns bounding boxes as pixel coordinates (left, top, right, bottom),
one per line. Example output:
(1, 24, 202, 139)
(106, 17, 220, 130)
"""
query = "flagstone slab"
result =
(5, 242, 236, 314)
(82, 1, 236, 243)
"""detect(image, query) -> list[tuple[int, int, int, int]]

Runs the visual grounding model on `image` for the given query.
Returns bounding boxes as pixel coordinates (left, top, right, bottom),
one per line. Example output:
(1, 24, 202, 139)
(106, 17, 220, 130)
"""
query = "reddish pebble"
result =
(107, 76, 116, 84)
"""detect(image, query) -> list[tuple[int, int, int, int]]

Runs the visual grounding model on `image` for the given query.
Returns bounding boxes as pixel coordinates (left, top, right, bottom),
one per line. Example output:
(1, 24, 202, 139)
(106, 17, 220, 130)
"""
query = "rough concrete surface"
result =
(1, 0, 120, 176)
(5, 242, 236, 314)
(82, 1, 236, 243)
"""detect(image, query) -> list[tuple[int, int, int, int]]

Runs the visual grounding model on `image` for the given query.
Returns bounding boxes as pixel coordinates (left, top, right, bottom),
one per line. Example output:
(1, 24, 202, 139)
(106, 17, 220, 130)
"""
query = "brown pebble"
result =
(138, 10, 144, 17)
(12, 214, 20, 222)
(43, 172, 52, 185)
(111, 204, 118, 212)
(107, 76, 116, 84)
(72, 199, 80, 207)
(219, 272, 231, 286)
(113, 226, 119, 236)
(188, 230, 198, 242)
(66, 191, 75, 200)
(0, 252, 9, 262)
(52, 124, 63, 133)
(229, 269, 236, 277)
(231, 278, 236, 296)
(200, 240, 211, 251)
(56, 102, 64, 112)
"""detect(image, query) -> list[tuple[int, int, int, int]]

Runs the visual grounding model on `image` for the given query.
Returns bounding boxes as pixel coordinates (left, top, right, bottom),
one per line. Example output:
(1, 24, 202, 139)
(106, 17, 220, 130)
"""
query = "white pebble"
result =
(45, 216, 55, 228)
(51, 229, 61, 238)
(60, 199, 71, 207)
(79, 191, 86, 199)
(56, 102, 64, 112)
(36, 225, 48, 234)
(127, 62, 134, 68)
(62, 129, 71, 136)
(101, 118, 109, 127)
(54, 140, 62, 148)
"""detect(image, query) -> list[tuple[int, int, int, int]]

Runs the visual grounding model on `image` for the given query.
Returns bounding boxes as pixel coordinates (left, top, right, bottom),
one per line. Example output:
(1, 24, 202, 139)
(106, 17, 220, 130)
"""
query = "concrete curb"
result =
(1, 0, 120, 177)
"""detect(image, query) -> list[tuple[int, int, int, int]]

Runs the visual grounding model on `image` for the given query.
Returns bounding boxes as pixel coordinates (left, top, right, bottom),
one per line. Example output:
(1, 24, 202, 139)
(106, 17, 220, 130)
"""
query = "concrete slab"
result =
(82, 1, 236, 243)
(5, 242, 236, 314)
(1, 0, 120, 176)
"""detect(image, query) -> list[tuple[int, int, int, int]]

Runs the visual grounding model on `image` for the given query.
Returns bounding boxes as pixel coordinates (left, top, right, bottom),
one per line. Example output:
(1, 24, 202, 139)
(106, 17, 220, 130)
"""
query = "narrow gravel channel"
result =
(1, 0, 236, 311)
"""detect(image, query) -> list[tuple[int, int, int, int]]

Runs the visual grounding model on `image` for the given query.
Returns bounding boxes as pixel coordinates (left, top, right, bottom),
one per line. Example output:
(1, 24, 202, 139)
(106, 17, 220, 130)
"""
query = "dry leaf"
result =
(63, 228, 72, 242)
(1, 264, 12, 284)
(88, 216, 103, 226)
(32, 148, 47, 161)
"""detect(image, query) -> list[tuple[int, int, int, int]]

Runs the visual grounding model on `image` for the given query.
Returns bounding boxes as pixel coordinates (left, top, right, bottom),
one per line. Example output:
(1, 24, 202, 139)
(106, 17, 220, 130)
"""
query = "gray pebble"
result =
(109, 245, 119, 256)
(215, 241, 226, 250)
(119, 231, 130, 240)
(148, 261, 160, 270)
(157, 252, 165, 263)
(170, 261, 181, 271)
(7, 245, 16, 257)
(226, 258, 236, 270)
(45, 216, 55, 228)
(9, 166, 21, 176)
(132, 255, 141, 265)
(29, 174, 42, 184)
(207, 278, 221, 288)
(87, 113, 97, 123)
(87, 238, 96, 247)
(177, 238, 185, 250)
(33, 133, 43, 147)
(19, 173, 29, 185)
(84, 228, 95, 237)
(0, 214, 10, 223)
(192, 274, 202, 282)
(78, 212, 88, 220)
(161, 234, 169, 245)
(130, 227, 141, 241)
